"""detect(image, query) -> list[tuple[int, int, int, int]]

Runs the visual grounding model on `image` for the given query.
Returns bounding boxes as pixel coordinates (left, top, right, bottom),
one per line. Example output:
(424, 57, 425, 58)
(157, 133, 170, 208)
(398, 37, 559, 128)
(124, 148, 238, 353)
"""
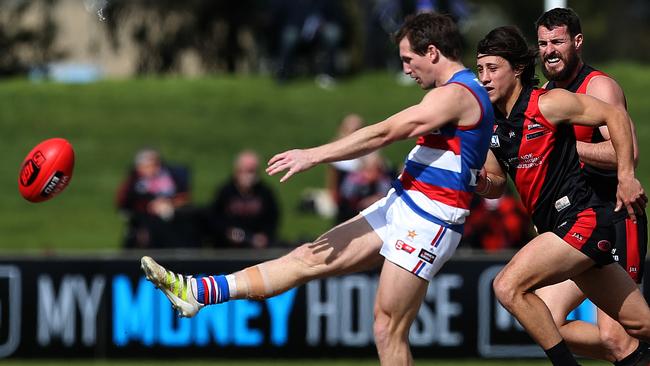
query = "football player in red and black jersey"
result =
(533, 8, 649, 366)
(474, 25, 650, 366)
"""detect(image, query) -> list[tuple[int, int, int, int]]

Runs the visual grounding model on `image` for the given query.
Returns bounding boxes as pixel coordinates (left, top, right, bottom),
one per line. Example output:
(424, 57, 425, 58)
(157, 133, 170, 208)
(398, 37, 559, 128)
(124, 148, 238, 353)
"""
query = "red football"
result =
(18, 138, 75, 203)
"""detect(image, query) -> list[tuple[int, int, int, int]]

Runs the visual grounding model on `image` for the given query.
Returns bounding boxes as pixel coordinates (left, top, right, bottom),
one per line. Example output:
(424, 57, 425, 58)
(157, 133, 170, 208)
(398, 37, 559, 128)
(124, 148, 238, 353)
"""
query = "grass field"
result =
(1, 64, 650, 252)
(0, 360, 610, 366)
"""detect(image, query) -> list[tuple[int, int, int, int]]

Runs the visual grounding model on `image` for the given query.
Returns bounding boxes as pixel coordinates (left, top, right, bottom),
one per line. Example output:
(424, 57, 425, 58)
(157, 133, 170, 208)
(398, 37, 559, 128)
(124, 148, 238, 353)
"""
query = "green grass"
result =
(1, 64, 649, 252)
(0, 360, 610, 366)
(0, 73, 419, 252)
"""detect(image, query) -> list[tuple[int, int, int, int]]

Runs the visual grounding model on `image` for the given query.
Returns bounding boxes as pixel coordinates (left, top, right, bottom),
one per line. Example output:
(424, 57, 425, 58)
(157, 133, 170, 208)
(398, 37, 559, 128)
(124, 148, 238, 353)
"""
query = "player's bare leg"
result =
(596, 308, 641, 362)
(536, 280, 614, 361)
(571, 264, 650, 343)
(535, 275, 650, 365)
(373, 260, 428, 366)
(142, 215, 384, 316)
(495, 232, 650, 352)
(229, 215, 384, 300)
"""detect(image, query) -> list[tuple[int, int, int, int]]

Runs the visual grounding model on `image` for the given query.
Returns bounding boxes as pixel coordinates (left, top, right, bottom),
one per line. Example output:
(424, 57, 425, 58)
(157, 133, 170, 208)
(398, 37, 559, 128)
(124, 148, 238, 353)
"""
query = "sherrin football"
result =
(18, 138, 75, 203)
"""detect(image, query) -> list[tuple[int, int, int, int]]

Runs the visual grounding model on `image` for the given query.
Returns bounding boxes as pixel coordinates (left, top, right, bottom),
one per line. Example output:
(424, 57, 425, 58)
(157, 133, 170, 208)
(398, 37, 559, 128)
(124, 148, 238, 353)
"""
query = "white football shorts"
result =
(361, 188, 462, 281)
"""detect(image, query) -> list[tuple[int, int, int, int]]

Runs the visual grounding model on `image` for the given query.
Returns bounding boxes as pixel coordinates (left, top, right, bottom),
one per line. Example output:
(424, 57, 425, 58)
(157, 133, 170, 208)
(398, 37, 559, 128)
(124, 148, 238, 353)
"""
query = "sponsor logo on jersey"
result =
(395, 240, 416, 254)
(527, 122, 543, 130)
(554, 196, 571, 212)
(469, 169, 480, 186)
(508, 131, 516, 138)
(525, 130, 551, 141)
(418, 249, 436, 264)
(516, 153, 543, 169)
(571, 232, 584, 242)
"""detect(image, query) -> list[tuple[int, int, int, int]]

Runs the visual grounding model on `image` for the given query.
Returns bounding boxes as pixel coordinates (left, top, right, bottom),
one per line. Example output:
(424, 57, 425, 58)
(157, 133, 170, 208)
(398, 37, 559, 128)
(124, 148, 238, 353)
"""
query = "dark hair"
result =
(394, 12, 462, 61)
(477, 26, 539, 87)
(535, 8, 582, 37)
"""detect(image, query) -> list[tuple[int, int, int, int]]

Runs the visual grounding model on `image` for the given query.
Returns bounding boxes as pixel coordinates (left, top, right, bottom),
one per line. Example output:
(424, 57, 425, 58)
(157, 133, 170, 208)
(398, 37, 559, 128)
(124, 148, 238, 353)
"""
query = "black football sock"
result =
(614, 341, 650, 366)
(545, 340, 580, 366)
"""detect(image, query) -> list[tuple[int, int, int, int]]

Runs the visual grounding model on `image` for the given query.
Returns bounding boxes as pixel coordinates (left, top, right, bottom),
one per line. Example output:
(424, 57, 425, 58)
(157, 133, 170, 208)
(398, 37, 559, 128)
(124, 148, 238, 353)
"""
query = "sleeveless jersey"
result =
(393, 68, 494, 231)
(546, 64, 623, 202)
(490, 86, 593, 232)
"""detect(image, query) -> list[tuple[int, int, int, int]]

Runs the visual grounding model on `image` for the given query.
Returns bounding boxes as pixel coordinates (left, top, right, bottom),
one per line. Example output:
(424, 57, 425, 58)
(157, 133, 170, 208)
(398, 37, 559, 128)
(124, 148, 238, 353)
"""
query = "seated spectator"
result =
(116, 148, 198, 249)
(208, 150, 280, 248)
(336, 151, 393, 223)
(327, 113, 365, 206)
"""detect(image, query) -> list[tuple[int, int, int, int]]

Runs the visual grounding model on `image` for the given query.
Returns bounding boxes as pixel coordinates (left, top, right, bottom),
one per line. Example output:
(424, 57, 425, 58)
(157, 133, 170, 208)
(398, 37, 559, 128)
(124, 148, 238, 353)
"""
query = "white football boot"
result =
(140, 256, 203, 317)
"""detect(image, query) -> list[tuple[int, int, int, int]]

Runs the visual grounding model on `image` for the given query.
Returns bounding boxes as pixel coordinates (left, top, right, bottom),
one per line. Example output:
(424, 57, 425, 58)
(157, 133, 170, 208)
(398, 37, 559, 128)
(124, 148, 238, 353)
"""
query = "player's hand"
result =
(266, 149, 316, 182)
(615, 175, 648, 223)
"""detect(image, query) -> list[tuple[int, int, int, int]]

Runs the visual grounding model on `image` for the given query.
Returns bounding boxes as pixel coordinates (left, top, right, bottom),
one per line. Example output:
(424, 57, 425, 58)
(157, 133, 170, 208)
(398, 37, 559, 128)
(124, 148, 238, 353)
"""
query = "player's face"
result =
(476, 55, 519, 104)
(399, 37, 436, 90)
(537, 25, 581, 81)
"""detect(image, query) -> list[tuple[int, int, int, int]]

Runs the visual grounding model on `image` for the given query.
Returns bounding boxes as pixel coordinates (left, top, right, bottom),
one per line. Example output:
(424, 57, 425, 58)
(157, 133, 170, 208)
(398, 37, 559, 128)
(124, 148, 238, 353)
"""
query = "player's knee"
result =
(599, 326, 628, 355)
(492, 271, 517, 311)
(373, 309, 393, 351)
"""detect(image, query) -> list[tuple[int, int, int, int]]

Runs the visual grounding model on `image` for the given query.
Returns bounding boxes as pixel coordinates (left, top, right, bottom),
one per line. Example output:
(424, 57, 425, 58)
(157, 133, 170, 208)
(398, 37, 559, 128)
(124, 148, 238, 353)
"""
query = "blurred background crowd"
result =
(3, 0, 650, 79)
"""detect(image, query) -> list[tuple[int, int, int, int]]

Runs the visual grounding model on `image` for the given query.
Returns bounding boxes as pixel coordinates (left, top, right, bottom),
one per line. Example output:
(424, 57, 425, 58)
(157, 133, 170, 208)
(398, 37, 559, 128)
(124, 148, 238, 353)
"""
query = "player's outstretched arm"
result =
(539, 89, 647, 222)
(267, 85, 472, 182)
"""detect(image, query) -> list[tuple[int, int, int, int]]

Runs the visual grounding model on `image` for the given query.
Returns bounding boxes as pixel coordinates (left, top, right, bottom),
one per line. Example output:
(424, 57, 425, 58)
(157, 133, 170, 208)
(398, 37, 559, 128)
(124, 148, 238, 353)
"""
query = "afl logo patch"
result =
(490, 135, 500, 148)
(597, 240, 612, 252)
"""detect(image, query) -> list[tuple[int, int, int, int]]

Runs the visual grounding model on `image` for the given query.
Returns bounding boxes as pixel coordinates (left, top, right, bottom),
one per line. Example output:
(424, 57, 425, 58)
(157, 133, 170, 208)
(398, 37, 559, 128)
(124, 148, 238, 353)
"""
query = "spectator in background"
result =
(327, 113, 365, 207)
(209, 150, 280, 248)
(272, 0, 345, 88)
(337, 151, 393, 223)
(117, 148, 197, 248)
(362, 0, 411, 72)
(461, 186, 534, 252)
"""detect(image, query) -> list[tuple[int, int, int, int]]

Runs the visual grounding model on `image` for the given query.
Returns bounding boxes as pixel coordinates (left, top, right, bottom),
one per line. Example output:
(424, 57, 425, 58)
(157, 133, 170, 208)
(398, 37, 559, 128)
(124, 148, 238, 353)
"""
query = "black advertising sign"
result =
(0, 256, 647, 359)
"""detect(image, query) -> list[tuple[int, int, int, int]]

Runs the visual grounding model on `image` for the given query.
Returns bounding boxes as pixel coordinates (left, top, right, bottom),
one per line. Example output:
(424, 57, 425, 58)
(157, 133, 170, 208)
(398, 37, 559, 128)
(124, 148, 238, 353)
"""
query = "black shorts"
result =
(612, 212, 648, 283)
(552, 204, 616, 266)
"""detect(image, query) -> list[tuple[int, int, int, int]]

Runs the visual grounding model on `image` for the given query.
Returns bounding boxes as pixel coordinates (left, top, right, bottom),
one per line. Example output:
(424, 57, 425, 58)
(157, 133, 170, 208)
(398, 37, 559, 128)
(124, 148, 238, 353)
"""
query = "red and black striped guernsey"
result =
(489, 86, 593, 233)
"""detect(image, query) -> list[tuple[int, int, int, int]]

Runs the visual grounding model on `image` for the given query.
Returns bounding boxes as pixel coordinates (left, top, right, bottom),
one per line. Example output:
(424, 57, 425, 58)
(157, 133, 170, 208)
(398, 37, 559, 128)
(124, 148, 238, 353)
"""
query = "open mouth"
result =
(545, 56, 561, 65)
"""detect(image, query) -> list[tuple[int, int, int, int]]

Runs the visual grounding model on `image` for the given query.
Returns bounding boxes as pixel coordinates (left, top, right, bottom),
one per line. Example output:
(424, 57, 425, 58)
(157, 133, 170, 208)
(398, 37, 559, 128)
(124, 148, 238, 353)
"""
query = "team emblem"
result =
(597, 240, 612, 252)
(490, 135, 500, 147)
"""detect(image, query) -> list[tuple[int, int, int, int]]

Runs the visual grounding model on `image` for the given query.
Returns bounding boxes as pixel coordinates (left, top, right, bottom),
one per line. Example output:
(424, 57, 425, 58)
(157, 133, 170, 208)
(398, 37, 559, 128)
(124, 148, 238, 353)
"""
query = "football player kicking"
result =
(142, 12, 494, 366)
